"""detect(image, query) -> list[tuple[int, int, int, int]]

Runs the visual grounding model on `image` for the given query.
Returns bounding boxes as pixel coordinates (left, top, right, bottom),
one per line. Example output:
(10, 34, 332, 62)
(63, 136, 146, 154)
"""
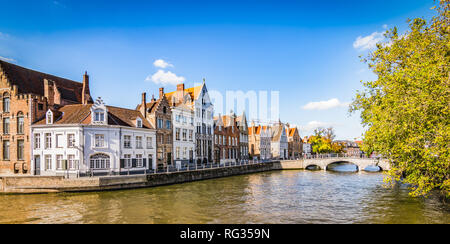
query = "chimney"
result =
(177, 83, 185, 92)
(142, 92, 147, 117)
(43, 79, 55, 106)
(82, 71, 91, 105)
(159, 87, 164, 99)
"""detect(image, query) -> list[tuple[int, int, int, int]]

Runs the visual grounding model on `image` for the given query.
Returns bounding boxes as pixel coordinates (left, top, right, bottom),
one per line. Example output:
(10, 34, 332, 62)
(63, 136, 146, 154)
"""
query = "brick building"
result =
(213, 114, 240, 164)
(0, 60, 91, 175)
(286, 125, 302, 159)
(236, 111, 249, 162)
(137, 88, 173, 169)
(248, 123, 272, 160)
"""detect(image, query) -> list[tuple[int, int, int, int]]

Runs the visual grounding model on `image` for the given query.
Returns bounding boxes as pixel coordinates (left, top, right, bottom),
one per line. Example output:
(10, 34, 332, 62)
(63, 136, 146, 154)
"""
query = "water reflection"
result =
(0, 171, 448, 224)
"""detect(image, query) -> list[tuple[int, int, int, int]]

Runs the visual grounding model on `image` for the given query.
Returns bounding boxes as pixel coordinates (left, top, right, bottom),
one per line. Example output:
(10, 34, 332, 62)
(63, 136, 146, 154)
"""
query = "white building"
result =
(303, 143, 312, 155)
(166, 82, 214, 164)
(171, 102, 195, 168)
(270, 121, 288, 160)
(31, 98, 156, 177)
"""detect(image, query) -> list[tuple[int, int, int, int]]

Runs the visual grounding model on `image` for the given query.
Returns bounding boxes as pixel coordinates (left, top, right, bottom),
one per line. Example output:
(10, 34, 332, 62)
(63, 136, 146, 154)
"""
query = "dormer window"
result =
(46, 110, 53, 124)
(91, 97, 108, 125)
(136, 118, 143, 128)
(94, 110, 105, 122)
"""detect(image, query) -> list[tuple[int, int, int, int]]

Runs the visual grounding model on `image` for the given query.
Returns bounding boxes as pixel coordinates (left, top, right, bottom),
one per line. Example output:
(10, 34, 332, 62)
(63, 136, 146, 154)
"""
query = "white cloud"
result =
(0, 56, 16, 63)
(146, 69, 185, 86)
(302, 98, 349, 110)
(153, 59, 174, 69)
(353, 31, 385, 50)
(298, 121, 335, 136)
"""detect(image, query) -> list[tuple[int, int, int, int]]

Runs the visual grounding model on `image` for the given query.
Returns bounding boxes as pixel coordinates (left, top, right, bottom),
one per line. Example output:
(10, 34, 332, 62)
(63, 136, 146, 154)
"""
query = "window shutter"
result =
(120, 159, 125, 168)
(143, 158, 147, 168)
(132, 159, 137, 168)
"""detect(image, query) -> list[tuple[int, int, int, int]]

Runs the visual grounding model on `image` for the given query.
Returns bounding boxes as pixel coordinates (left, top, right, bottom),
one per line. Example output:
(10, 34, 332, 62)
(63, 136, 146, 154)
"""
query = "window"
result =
(56, 134, 63, 148)
(136, 136, 143, 149)
(124, 154, 132, 168)
(2, 93, 9, 113)
(182, 129, 187, 141)
(136, 154, 143, 167)
(176, 128, 180, 141)
(89, 153, 110, 169)
(3, 140, 9, 160)
(38, 103, 44, 110)
(183, 147, 187, 159)
(67, 134, 75, 148)
(148, 154, 153, 168)
(45, 133, 52, 149)
(56, 154, 63, 169)
(136, 118, 142, 128)
(189, 130, 193, 141)
(146, 137, 153, 149)
(34, 133, 41, 149)
(17, 112, 24, 134)
(17, 140, 24, 160)
(176, 147, 180, 159)
(124, 135, 131, 148)
(166, 120, 171, 129)
(94, 110, 105, 122)
(95, 134, 105, 148)
(68, 155, 76, 169)
(157, 119, 163, 129)
(3, 117, 9, 134)
(46, 111, 53, 124)
(45, 155, 52, 170)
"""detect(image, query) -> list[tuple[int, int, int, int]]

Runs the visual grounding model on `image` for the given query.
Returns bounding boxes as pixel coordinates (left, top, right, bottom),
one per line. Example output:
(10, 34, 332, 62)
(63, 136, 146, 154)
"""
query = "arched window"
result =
(46, 110, 53, 124)
(17, 112, 24, 134)
(89, 153, 110, 169)
(2, 92, 10, 113)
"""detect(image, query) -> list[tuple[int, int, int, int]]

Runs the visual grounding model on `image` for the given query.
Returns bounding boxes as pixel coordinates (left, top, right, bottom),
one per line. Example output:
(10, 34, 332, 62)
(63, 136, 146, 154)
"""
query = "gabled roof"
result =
(165, 84, 203, 105)
(34, 104, 153, 129)
(0, 60, 86, 103)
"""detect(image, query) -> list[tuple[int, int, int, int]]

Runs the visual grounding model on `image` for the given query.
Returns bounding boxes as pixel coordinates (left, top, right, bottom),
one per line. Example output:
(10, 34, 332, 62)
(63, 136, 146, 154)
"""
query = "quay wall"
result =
(0, 162, 276, 194)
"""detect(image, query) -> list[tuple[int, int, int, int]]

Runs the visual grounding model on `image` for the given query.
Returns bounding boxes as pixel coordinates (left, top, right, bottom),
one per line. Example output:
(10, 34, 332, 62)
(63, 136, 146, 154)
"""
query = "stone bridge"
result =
(277, 156, 390, 172)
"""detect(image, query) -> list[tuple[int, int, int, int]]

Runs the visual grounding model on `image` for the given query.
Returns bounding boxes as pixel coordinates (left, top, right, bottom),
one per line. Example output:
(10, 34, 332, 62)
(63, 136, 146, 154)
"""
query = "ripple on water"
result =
(0, 170, 448, 224)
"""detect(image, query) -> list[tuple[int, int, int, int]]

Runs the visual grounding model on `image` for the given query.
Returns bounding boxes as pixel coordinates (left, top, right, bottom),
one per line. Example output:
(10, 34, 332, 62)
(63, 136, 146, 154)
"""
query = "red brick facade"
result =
(0, 60, 90, 175)
(213, 114, 240, 163)
(138, 88, 173, 169)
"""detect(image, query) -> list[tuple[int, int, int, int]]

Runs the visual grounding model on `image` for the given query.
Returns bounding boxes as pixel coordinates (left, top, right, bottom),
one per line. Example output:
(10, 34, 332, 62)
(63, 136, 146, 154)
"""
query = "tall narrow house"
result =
(137, 88, 173, 169)
(0, 60, 92, 175)
(236, 111, 249, 162)
(286, 124, 302, 159)
(164, 81, 214, 165)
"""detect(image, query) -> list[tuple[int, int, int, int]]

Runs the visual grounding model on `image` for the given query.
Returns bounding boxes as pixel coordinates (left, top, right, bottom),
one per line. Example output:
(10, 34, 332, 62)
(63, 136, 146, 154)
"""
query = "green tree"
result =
(350, 0, 449, 198)
(310, 127, 341, 154)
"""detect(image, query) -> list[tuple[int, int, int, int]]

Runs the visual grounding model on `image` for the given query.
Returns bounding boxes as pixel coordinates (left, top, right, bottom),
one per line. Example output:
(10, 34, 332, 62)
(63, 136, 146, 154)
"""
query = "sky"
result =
(0, 0, 437, 140)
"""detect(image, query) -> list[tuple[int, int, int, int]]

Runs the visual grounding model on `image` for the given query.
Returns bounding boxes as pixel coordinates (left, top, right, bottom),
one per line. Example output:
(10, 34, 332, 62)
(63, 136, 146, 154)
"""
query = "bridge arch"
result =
(305, 164, 322, 170)
(325, 161, 359, 172)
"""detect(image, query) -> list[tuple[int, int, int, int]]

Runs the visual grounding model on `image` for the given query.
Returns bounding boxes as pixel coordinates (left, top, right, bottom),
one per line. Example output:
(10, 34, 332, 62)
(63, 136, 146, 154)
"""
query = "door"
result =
(34, 155, 41, 175)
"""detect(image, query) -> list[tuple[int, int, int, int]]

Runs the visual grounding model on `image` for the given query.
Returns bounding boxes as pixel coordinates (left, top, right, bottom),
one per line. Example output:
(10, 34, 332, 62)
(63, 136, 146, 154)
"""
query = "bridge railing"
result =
(302, 153, 381, 160)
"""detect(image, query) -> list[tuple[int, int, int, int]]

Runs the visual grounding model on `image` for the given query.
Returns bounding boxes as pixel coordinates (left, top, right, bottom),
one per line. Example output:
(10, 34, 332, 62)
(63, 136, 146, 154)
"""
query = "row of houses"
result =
(0, 60, 307, 177)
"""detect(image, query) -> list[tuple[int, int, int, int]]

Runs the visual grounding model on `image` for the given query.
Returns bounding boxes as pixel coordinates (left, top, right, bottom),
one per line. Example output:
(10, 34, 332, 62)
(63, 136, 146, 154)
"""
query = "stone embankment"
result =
(0, 162, 275, 194)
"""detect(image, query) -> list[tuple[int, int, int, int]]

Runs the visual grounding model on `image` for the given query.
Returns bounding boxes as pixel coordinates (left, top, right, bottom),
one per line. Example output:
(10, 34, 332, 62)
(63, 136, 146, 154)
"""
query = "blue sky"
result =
(0, 0, 436, 140)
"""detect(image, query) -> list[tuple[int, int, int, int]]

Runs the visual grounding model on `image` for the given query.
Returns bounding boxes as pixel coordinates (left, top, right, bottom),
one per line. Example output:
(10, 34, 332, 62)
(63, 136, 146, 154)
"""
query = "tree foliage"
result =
(309, 127, 344, 154)
(350, 0, 450, 197)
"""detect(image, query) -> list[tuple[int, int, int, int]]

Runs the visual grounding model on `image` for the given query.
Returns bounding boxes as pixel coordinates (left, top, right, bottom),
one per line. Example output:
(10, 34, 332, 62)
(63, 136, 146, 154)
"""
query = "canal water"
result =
(0, 163, 448, 224)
